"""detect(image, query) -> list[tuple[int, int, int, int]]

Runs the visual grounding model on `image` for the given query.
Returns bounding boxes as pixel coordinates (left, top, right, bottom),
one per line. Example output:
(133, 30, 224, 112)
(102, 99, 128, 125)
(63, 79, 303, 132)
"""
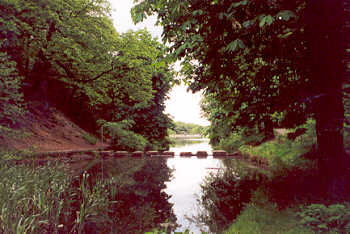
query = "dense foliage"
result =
(132, 0, 349, 172)
(298, 203, 350, 233)
(0, 0, 175, 150)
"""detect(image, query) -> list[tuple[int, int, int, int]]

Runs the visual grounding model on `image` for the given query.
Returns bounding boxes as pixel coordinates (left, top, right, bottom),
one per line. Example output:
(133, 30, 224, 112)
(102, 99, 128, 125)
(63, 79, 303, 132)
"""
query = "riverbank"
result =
(0, 103, 107, 153)
(219, 129, 350, 234)
(170, 134, 203, 139)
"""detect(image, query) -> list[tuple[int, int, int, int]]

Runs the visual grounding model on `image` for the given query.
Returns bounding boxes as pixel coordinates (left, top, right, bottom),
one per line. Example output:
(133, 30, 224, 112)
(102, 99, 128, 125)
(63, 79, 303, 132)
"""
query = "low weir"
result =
(28, 149, 240, 161)
(13, 149, 243, 167)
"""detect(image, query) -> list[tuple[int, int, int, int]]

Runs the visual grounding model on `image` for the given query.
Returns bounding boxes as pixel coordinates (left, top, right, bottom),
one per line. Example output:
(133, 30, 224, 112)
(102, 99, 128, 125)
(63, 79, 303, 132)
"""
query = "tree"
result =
(0, 52, 24, 127)
(132, 0, 348, 169)
(0, 0, 175, 149)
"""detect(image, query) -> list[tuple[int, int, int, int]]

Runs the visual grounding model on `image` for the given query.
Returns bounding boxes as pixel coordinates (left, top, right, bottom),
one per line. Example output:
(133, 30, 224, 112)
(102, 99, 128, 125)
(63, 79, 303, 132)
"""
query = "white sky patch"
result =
(109, 0, 210, 126)
(165, 84, 209, 126)
(110, 0, 162, 38)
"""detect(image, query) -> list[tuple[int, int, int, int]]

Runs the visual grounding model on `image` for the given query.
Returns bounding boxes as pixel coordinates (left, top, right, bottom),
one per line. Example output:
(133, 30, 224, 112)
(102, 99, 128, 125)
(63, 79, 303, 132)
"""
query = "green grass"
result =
(224, 204, 314, 234)
(0, 161, 75, 233)
(239, 119, 316, 168)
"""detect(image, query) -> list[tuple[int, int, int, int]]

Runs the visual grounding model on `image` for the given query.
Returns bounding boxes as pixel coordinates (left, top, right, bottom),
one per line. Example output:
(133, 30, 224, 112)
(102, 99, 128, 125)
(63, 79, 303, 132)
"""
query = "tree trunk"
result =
(314, 92, 345, 171)
(307, 0, 349, 199)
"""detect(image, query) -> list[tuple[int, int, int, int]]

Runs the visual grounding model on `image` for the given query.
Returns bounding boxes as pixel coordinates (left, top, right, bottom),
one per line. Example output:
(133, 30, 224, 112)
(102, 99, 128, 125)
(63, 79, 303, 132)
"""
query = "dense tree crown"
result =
(0, 0, 175, 150)
(132, 0, 349, 166)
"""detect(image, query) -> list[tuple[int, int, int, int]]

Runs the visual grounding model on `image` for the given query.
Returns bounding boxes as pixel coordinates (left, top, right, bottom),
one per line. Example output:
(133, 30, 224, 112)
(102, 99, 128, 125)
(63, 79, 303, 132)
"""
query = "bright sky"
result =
(109, 0, 210, 126)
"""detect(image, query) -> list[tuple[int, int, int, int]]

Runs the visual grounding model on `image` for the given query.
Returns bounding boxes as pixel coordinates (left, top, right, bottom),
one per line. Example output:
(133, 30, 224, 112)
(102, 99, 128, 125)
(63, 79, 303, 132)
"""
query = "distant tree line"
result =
(169, 121, 208, 136)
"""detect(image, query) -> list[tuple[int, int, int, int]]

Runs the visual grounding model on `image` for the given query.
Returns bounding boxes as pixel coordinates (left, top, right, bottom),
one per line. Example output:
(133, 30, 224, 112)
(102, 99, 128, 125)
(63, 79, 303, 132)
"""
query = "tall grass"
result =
(0, 161, 74, 233)
(0, 157, 175, 234)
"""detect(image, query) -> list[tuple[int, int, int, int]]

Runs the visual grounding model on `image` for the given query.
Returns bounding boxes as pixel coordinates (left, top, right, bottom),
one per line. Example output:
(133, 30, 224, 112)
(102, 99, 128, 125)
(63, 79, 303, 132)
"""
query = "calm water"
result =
(65, 138, 226, 233)
(166, 138, 224, 233)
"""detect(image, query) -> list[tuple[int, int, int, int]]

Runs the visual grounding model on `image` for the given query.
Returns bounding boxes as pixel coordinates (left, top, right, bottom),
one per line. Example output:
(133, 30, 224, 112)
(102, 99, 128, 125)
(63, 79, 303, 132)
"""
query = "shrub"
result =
(298, 203, 350, 233)
(216, 132, 244, 153)
(102, 120, 149, 151)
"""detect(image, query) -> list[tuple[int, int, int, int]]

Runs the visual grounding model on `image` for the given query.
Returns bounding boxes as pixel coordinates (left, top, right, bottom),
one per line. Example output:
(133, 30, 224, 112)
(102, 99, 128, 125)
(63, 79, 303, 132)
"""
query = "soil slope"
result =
(1, 102, 108, 152)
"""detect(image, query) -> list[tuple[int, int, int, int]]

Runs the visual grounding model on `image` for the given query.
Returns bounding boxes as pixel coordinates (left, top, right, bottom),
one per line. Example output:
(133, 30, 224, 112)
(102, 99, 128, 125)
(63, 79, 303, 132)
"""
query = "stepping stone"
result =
(161, 151, 175, 157)
(131, 151, 144, 157)
(213, 150, 227, 157)
(99, 151, 114, 158)
(227, 151, 240, 157)
(146, 151, 160, 157)
(196, 151, 208, 158)
(180, 152, 193, 157)
(114, 151, 129, 157)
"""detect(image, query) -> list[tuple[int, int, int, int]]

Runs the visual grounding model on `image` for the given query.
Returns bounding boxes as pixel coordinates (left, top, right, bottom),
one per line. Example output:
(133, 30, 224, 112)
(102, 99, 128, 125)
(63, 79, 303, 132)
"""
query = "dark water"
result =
(67, 138, 225, 233)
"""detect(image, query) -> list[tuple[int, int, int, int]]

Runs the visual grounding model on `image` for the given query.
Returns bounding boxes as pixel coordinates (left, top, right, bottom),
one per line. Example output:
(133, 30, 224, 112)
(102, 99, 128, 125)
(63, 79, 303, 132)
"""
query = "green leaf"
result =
(276, 10, 296, 21)
(225, 39, 245, 52)
(242, 20, 254, 28)
(230, 0, 248, 9)
(259, 15, 274, 28)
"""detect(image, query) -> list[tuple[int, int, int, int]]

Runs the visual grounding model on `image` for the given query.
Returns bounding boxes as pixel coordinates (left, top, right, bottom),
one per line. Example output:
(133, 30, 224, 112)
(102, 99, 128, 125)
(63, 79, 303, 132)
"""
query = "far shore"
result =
(169, 134, 204, 139)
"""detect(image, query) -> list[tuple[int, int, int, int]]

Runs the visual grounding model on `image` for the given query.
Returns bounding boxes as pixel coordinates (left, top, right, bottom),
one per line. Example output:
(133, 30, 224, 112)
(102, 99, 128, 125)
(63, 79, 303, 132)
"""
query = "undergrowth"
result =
(239, 119, 316, 167)
(224, 203, 314, 234)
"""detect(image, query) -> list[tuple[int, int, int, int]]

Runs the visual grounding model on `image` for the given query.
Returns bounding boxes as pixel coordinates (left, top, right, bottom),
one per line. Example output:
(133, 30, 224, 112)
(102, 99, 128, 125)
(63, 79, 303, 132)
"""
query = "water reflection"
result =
(166, 138, 224, 233)
(165, 157, 223, 233)
(65, 138, 229, 233)
(170, 138, 213, 155)
(69, 157, 177, 234)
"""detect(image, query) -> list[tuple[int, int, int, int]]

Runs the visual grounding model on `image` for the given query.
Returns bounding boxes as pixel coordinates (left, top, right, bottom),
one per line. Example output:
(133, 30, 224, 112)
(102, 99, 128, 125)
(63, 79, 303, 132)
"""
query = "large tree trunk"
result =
(314, 92, 345, 171)
(307, 0, 349, 199)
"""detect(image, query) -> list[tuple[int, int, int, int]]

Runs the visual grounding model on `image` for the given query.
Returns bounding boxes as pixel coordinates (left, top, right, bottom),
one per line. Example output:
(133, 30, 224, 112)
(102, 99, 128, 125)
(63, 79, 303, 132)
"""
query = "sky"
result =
(109, 0, 210, 126)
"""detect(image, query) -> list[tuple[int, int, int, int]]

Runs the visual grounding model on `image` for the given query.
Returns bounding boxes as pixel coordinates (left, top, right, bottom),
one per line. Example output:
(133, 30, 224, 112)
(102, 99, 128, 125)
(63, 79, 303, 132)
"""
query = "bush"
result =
(298, 203, 350, 233)
(216, 132, 245, 153)
(102, 120, 149, 151)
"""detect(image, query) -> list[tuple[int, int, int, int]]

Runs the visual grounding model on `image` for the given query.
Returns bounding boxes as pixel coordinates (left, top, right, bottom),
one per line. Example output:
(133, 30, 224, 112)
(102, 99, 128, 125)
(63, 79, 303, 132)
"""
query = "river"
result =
(65, 137, 226, 233)
(165, 138, 224, 233)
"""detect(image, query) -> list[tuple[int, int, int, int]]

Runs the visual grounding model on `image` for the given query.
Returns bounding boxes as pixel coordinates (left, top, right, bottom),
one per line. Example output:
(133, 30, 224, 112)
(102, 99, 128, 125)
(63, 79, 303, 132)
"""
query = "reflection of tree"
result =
(170, 138, 207, 147)
(72, 158, 177, 233)
(194, 160, 263, 233)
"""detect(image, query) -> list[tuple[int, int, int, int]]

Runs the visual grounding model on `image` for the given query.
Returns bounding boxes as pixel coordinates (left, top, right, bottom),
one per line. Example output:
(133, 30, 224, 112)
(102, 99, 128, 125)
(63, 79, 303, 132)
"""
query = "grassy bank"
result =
(224, 204, 313, 234)
(199, 120, 350, 234)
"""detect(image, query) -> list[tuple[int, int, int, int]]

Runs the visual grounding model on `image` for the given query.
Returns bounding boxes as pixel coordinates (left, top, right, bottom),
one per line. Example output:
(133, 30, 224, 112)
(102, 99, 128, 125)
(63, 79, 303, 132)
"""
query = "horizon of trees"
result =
(169, 121, 208, 136)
